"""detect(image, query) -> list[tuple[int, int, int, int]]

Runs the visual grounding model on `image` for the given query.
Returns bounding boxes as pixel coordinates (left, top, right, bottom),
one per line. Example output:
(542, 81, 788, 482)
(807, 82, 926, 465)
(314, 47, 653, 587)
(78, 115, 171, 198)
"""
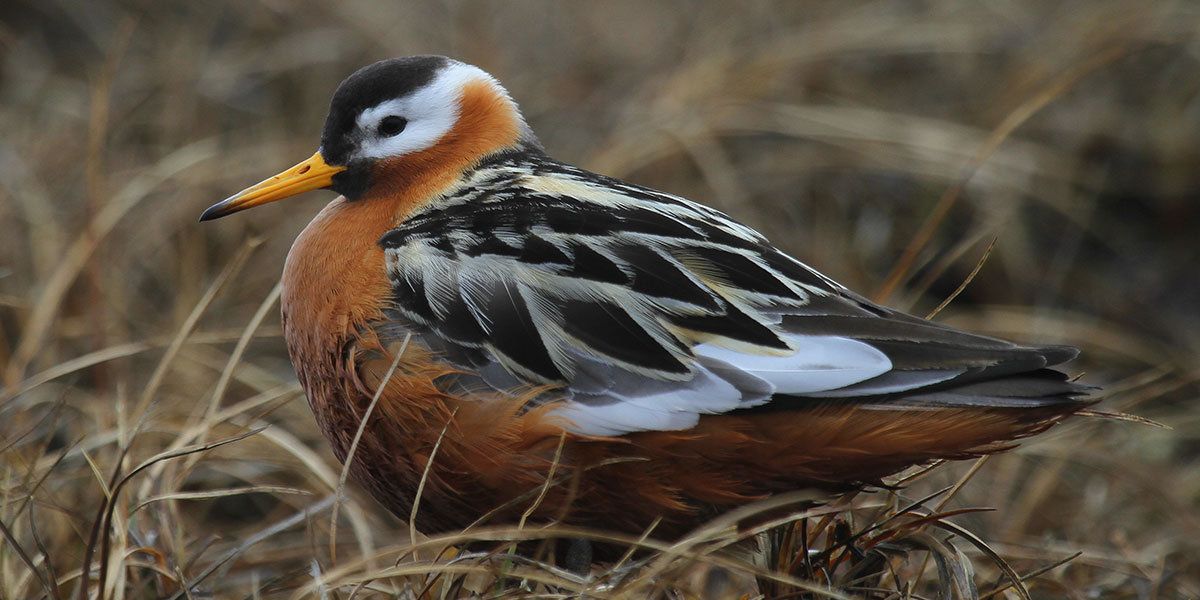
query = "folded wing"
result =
(378, 154, 1091, 437)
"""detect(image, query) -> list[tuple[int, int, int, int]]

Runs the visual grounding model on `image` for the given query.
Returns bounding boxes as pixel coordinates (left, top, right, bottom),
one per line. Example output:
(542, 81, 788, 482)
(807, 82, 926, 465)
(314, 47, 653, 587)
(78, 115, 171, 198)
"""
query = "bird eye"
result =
(377, 116, 407, 137)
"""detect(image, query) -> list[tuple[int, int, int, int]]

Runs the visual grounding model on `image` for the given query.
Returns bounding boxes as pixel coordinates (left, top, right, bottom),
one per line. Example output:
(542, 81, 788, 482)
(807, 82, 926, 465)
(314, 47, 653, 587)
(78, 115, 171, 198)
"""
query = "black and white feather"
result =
(376, 149, 1087, 437)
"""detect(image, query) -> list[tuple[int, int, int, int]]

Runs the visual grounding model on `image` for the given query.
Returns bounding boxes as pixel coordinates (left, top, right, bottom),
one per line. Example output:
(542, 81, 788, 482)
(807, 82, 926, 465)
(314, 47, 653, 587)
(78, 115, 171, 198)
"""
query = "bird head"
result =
(201, 55, 536, 221)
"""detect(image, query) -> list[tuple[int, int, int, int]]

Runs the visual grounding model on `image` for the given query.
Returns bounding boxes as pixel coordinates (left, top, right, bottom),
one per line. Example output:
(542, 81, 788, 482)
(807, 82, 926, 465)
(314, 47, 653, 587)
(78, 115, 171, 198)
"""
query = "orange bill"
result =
(200, 152, 347, 221)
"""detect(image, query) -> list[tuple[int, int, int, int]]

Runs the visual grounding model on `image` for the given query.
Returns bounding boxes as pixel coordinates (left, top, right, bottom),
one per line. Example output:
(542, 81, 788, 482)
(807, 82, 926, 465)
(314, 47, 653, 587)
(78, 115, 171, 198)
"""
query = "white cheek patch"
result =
(354, 62, 501, 160)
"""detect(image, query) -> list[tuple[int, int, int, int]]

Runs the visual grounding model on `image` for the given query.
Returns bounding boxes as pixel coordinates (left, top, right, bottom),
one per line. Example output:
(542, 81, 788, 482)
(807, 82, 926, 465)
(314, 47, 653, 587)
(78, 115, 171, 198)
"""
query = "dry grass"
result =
(3, 1, 1199, 598)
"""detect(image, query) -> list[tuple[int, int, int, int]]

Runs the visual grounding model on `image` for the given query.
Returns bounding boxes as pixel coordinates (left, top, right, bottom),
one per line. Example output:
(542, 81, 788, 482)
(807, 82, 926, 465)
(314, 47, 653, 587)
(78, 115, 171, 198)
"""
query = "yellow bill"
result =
(200, 152, 347, 221)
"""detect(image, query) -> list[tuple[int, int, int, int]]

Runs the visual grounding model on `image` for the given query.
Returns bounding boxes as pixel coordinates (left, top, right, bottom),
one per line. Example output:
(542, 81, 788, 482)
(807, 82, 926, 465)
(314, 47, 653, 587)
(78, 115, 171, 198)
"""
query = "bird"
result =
(201, 55, 1094, 544)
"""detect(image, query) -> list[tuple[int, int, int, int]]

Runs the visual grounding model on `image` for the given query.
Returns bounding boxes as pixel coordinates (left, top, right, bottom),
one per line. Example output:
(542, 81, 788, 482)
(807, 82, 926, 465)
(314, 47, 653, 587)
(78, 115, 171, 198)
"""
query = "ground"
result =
(1, 1, 1198, 598)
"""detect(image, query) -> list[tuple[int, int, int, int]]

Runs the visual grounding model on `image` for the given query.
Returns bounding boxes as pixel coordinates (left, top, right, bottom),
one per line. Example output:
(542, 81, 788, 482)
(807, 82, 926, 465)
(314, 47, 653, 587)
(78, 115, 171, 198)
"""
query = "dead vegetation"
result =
(2, 1, 1198, 598)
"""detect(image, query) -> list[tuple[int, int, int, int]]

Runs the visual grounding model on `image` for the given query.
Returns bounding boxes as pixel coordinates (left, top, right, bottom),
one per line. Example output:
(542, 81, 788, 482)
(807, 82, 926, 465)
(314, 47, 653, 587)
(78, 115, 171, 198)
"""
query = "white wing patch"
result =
(547, 362, 746, 437)
(547, 335, 892, 436)
(693, 335, 891, 394)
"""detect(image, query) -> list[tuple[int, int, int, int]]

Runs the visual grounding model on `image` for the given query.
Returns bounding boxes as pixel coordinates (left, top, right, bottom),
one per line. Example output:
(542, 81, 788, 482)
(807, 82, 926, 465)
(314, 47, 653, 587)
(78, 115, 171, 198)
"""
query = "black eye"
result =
(377, 116, 407, 136)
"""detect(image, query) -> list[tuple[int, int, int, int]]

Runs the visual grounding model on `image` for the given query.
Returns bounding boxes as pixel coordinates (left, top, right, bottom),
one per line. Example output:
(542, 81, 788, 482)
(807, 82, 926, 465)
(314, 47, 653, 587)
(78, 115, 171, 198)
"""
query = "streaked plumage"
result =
(202, 56, 1094, 540)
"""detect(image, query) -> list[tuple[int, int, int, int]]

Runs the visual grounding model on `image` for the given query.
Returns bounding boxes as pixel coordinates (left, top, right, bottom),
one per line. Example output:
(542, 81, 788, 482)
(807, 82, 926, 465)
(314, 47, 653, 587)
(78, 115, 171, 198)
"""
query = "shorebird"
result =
(201, 55, 1093, 543)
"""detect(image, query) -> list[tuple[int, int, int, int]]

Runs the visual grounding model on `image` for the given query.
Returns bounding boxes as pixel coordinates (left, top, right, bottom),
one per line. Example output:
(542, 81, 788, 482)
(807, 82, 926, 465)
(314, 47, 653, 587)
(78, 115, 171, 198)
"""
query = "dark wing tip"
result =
(893, 368, 1098, 410)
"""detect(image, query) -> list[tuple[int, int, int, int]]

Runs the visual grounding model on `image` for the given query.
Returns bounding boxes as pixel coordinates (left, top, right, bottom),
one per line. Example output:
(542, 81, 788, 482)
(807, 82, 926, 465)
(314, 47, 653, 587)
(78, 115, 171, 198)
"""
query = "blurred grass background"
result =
(2, 1, 1199, 597)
